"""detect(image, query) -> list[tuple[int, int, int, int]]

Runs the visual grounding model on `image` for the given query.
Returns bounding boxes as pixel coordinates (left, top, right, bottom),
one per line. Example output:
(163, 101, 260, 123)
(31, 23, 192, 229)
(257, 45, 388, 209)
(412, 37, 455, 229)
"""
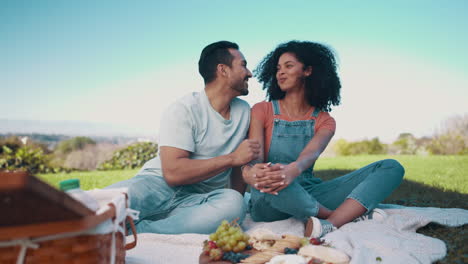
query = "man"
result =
(107, 41, 260, 234)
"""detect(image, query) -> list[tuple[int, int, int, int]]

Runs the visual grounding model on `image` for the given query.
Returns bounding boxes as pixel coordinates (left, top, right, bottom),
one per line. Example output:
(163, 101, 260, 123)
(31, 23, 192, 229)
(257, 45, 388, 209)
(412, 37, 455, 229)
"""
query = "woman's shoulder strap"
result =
(311, 107, 320, 117)
(271, 100, 281, 115)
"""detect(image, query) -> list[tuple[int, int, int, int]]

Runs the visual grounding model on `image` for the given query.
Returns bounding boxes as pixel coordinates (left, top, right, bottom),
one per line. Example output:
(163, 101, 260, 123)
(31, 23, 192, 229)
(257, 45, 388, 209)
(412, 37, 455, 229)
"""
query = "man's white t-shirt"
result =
(140, 90, 251, 192)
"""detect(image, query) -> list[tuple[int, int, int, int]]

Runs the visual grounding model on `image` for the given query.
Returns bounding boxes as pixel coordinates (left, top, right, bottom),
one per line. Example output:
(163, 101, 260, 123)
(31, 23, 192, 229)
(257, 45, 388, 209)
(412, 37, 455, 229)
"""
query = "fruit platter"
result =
(199, 220, 350, 264)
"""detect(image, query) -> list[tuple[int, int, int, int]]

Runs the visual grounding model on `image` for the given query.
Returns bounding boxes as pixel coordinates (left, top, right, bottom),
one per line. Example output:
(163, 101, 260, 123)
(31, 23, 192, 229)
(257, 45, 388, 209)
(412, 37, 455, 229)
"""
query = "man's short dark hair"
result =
(198, 41, 239, 84)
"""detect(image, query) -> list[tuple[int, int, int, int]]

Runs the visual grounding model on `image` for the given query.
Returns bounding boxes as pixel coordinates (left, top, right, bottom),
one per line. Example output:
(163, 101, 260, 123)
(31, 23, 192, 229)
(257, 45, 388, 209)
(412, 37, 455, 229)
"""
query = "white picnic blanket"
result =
(125, 204, 468, 264)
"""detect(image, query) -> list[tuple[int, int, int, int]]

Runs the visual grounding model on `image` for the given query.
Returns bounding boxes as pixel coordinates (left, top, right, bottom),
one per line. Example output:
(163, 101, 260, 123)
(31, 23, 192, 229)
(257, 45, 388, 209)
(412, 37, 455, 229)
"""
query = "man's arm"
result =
(160, 139, 260, 186)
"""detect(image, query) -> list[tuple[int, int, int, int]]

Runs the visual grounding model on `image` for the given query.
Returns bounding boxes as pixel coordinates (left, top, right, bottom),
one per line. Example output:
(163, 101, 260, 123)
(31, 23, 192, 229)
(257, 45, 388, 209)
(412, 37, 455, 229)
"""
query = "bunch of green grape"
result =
(209, 219, 250, 253)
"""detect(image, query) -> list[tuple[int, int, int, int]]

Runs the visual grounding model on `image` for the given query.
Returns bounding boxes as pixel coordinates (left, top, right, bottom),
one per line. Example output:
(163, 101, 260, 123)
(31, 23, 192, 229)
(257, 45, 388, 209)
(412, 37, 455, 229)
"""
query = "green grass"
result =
(37, 155, 467, 264)
(38, 155, 468, 194)
(37, 169, 138, 190)
(313, 155, 468, 264)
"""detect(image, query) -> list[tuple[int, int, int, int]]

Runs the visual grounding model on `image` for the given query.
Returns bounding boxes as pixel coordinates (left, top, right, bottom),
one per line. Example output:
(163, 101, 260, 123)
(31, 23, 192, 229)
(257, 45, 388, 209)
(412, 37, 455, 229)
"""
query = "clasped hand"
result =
(244, 162, 301, 195)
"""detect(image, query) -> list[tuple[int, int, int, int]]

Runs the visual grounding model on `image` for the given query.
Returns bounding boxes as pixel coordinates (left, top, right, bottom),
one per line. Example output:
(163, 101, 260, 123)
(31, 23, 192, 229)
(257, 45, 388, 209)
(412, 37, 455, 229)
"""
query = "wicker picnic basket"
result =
(0, 172, 138, 264)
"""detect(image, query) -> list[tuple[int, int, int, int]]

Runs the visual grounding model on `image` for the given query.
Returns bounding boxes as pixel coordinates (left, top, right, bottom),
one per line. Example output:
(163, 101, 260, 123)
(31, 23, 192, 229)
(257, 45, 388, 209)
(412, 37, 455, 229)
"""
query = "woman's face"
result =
(276, 52, 311, 92)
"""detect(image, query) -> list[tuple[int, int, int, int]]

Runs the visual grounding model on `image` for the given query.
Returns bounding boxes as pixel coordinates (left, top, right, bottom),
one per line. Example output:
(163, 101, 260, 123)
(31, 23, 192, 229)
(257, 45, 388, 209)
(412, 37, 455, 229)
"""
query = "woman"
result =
(242, 40, 405, 238)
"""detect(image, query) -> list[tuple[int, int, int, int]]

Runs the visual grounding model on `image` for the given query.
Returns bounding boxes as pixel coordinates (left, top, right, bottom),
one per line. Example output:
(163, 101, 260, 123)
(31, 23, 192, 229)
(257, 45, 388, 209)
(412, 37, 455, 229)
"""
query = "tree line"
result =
(334, 114, 467, 156)
(1, 114, 466, 174)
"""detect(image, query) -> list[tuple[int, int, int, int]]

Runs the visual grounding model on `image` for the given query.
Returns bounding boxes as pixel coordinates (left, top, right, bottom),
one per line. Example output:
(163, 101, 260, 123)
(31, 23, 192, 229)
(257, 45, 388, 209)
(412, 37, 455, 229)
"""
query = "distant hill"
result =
(0, 119, 155, 137)
(0, 119, 156, 148)
(0, 132, 152, 149)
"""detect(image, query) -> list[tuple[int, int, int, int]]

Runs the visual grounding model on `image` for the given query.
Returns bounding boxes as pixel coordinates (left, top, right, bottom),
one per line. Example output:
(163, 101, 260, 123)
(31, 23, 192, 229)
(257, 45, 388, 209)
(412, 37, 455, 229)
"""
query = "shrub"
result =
(334, 138, 387, 156)
(0, 137, 22, 155)
(0, 145, 58, 174)
(98, 142, 158, 170)
(63, 143, 121, 171)
(0, 136, 64, 174)
(0, 136, 50, 155)
(53, 136, 97, 168)
(426, 133, 467, 155)
(391, 133, 419, 155)
(55, 136, 96, 155)
(426, 114, 468, 155)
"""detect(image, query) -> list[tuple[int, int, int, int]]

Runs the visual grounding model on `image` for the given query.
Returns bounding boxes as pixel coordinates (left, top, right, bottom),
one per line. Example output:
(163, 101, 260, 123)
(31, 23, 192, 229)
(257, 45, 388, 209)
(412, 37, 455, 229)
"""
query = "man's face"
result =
(226, 49, 252, 96)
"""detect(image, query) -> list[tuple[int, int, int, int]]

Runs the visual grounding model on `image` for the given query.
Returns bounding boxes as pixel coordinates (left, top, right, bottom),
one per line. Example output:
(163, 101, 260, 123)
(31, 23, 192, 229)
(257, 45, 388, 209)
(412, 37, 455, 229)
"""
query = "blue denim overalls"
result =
(249, 100, 405, 222)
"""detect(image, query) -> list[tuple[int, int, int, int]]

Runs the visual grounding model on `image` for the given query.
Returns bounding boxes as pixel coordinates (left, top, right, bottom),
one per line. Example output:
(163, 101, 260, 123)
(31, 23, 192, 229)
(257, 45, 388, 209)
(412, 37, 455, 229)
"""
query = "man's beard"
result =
(233, 79, 249, 96)
(238, 86, 249, 96)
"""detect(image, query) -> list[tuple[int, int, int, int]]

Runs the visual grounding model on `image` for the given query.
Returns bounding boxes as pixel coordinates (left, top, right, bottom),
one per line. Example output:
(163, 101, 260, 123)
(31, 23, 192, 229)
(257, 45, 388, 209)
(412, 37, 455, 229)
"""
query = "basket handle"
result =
(121, 192, 137, 250)
(125, 215, 137, 250)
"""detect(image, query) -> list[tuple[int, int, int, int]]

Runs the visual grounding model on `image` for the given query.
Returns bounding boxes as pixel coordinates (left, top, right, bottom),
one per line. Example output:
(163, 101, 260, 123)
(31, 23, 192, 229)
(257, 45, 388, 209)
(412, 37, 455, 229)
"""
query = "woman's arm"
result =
(295, 128, 335, 173)
(247, 114, 266, 164)
(241, 110, 275, 186)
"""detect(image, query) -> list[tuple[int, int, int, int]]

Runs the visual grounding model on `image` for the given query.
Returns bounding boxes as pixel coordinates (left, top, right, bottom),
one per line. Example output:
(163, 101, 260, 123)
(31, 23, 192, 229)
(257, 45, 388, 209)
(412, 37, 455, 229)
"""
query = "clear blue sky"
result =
(1, 0, 467, 142)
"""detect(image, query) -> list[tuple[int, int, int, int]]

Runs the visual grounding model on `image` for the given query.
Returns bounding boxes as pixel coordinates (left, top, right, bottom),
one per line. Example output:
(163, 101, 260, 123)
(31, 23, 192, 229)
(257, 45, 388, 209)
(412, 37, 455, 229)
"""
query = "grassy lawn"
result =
(38, 155, 467, 264)
(314, 155, 468, 264)
(38, 169, 138, 190)
(315, 155, 468, 194)
(38, 155, 468, 194)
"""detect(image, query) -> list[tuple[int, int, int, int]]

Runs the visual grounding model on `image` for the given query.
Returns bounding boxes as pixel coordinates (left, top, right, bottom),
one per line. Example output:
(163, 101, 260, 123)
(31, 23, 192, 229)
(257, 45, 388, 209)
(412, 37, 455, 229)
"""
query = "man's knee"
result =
(211, 189, 246, 221)
(120, 174, 172, 214)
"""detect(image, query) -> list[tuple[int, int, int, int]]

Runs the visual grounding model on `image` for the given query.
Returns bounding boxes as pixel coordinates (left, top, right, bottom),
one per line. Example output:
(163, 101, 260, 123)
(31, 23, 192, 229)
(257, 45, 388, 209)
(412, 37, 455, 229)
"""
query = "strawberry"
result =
(208, 240, 218, 249)
(309, 238, 322, 245)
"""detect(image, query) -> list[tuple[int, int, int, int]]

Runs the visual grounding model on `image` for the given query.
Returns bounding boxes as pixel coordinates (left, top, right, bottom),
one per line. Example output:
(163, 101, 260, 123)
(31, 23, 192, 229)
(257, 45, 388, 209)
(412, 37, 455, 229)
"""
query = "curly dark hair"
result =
(254, 40, 341, 112)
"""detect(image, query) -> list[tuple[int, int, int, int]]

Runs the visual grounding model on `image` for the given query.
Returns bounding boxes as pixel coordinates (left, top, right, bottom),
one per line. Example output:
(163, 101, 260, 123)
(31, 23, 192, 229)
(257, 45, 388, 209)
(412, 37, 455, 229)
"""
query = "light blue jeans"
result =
(106, 170, 246, 234)
(250, 159, 405, 222)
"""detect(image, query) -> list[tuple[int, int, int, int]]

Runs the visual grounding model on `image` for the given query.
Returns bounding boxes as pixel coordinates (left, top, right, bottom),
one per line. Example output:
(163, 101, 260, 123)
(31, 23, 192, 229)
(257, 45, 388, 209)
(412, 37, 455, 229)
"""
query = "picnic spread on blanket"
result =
(198, 220, 350, 264)
(125, 203, 468, 264)
(1, 172, 467, 264)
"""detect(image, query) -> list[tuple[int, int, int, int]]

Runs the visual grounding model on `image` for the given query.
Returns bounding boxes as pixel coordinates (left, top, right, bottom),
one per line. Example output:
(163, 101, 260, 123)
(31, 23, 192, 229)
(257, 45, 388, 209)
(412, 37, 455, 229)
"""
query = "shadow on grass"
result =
(315, 169, 468, 209)
(315, 169, 467, 264)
